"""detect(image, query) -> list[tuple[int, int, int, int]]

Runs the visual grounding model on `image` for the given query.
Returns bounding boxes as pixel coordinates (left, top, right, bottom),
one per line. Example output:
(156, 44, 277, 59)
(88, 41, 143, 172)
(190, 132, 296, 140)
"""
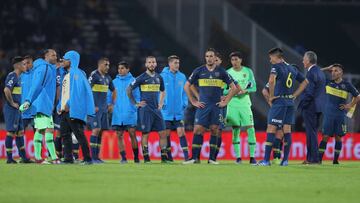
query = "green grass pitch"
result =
(0, 160, 359, 203)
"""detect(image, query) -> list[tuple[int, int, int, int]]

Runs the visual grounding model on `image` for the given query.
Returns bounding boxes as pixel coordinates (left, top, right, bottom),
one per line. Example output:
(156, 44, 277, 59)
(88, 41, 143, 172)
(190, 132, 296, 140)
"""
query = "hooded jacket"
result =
(107, 72, 140, 126)
(21, 68, 36, 119)
(57, 50, 95, 122)
(160, 67, 188, 121)
(25, 58, 56, 116)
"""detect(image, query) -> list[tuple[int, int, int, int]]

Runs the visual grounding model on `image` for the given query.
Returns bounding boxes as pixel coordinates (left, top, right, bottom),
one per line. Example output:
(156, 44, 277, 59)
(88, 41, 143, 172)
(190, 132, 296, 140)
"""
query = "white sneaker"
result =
(182, 159, 196, 165)
(208, 160, 220, 165)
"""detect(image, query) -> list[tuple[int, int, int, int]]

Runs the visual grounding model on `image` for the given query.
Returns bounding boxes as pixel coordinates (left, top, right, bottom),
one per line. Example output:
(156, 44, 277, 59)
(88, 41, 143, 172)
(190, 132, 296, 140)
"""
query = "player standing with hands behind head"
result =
(183, 48, 240, 165)
(258, 48, 308, 166)
(127, 56, 168, 163)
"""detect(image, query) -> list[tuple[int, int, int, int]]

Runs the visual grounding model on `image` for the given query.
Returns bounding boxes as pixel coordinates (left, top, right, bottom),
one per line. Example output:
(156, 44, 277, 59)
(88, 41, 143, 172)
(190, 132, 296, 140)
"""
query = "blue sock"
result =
(318, 140, 327, 162)
(273, 138, 282, 159)
(283, 133, 292, 161)
(72, 143, 80, 160)
(120, 150, 127, 160)
(209, 135, 218, 161)
(191, 134, 203, 160)
(15, 136, 27, 159)
(90, 135, 98, 159)
(5, 135, 13, 160)
(97, 135, 102, 159)
(166, 136, 173, 160)
(179, 136, 189, 161)
(264, 133, 275, 162)
(334, 141, 342, 162)
(215, 136, 222, 160)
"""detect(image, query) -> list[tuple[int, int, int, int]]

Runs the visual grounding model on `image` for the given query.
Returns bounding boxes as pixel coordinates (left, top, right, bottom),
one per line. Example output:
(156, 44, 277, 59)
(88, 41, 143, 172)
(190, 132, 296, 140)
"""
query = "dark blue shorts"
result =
(23, 118, 34, 130)
(322, 114, 347, 137)
(165, 120, 184, 130)
(138, 107, 165, 133)
(3, 104, 23, 132)
(112, 124, 136, 131)
(267, 105, 295, 126)
(194, 104, 222, 128)
(53, 113, 61, 130)
(89, 111, 109, 130)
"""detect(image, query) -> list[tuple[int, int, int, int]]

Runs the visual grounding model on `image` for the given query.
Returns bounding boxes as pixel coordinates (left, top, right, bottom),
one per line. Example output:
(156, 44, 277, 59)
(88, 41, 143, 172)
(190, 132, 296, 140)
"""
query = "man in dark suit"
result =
(299, 51, 326, 164)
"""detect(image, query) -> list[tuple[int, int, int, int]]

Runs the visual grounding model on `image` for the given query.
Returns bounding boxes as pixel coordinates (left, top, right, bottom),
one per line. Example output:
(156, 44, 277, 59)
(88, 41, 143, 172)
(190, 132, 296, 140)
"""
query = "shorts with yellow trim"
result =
(226, 105, 254, 127)
(322, 114, 347, 137)
(34, 113, 54, 130)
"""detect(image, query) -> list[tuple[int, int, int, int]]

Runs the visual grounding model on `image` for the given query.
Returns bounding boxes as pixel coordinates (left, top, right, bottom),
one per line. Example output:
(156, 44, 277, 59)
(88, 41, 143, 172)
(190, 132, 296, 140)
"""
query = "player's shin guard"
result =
(15, 135, 27, 160)
(5, 135, 13, 160)
(215, 136, 222, 160)
(90, 135, 98, 159)
(133, 147, 139, 160)
(45, 132, 57, 160)
(264, 133, 275, 162)
(179, 136, 189, 161)
(283, 133, 292, 161)
(142, 145, 150, 162)
(54, 136, 62, 158)
(334, 141, 342, 163)
(318, 140, 327, 162)
(247, 127, 256, 158)
(232, 128, 241, 158)
(161, 147, 168, 162)
(120, 150, 127, 161)
(191, 134, 203, 160)
(34, 131, 43, 160)
(166, 135, 173, 161)
(273, 138, 282, 159)
(209, 135, 218, 161)
(72, 143, 80, 160)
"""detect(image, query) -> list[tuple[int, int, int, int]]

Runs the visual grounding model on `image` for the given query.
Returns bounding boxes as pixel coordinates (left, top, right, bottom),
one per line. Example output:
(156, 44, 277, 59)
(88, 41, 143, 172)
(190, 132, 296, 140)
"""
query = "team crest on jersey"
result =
(341, 84, 346, 89)
(156, 78, 160, 83)
(106, 78, 109, 84)
(215, 72, 220, 77)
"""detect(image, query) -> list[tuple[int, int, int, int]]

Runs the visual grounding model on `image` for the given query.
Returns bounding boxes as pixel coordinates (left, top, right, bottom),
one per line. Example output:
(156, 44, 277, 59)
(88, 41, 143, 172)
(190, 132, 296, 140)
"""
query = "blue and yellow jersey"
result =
(5, 71, 21, 105)
(188, 66, 233, 104)
(270, 62, 305, 106)
(88, 70, 115, 112)
(324, 80, 359, 116)
(129, 72, 165, 109)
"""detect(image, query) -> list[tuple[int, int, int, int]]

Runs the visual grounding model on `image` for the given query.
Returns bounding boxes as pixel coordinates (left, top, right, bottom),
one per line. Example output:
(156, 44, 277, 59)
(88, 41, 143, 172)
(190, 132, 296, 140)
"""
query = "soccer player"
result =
(54, 60, 65, 158)
(57, 50, 95, 165)
(20, 49, 60, 164)
(21, 55, 35, 131)
(262, 83, 285, 164)
(108, 61, 140, 164)
(3, 56, 32, 163)
(160, 55, 189, 162)
(225, 51, 257, 165)
(258, 48, 308, 166)
(183, 48, 239, 164)
(318, 64, 360, 164)
(88, 57, 116, 163)
(127, 56, 168, 163)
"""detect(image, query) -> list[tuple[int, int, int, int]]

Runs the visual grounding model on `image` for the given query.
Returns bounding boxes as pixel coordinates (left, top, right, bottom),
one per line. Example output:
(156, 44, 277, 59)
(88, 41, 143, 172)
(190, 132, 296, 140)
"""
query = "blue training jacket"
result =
(62, 51, 95, 122)
(21, 69, 36, 119)
(160, 67, 188, 121)
(107, 72, 140, 126)
(25, 58, 57, 117)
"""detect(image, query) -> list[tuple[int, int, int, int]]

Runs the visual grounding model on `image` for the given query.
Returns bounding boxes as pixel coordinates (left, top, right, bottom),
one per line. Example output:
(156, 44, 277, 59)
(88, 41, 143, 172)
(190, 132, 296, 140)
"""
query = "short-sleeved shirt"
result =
(88, 70, 115, 112)
(188, 66, 233, 104)
(5, 71, 21, 105)
(324, 80, 359, 116)
(129, 72, 165, 109)
(270, 62, 305, 106)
